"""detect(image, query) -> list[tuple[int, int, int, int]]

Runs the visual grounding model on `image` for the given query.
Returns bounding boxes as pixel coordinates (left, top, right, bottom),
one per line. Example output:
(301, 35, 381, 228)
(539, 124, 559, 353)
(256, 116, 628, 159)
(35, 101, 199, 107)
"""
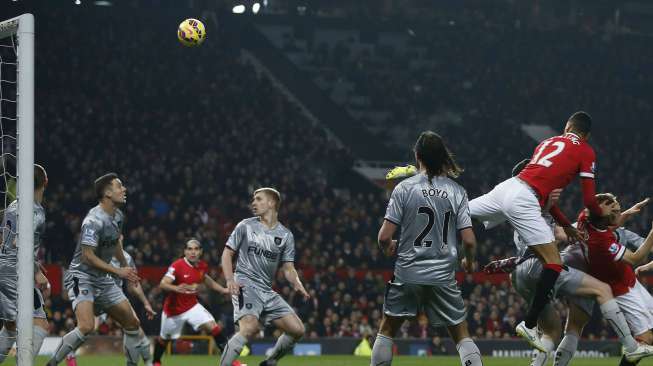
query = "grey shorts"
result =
(383, 279, 466, 328)
(232, 286, 294, 325)
(65, 272, 127, 314)
(511, 257, 588, 313)
(561, 245, 595, 315)
(0, 270, 46, 321)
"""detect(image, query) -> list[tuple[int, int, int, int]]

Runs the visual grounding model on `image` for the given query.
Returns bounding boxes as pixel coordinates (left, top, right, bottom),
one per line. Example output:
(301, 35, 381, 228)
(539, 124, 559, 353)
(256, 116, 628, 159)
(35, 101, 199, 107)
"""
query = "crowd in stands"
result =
(6, 3, 650, 344)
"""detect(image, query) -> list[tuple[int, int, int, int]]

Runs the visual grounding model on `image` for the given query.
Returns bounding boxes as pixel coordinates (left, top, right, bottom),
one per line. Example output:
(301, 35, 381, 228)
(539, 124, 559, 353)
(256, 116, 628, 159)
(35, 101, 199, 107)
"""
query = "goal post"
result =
(0, 13, 35, 366)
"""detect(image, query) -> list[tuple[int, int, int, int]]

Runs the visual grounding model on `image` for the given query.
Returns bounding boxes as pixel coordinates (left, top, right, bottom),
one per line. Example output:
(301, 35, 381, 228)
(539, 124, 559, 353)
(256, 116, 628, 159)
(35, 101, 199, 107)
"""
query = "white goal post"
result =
(0, 13, 35, 366)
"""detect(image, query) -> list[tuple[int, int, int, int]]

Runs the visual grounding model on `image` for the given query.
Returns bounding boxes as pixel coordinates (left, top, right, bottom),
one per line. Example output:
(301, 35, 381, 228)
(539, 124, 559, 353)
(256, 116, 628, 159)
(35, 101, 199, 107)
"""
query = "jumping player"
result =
(469, 111, 600, 349)
(153, 239, 231, 366)
(219, 187, 310, 366)
(371, 131, 482, 366)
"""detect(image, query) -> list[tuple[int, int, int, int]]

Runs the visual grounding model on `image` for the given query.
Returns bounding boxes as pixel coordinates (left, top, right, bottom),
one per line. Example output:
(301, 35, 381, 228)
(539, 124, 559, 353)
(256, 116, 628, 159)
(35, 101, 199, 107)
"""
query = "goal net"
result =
(0, 13, 35, 366)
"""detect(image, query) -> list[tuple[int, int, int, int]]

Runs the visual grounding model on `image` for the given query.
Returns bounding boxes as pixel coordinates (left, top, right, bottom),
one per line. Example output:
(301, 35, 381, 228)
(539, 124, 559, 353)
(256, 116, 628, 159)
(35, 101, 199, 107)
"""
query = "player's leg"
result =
(529, 305, 561, 366)
(47, 300, 95, 366)
(257, 292, 303, 366)
(153, 310, 184, 366)
(191, 304, 229, 352)
(426, 282, 482, 366)
(614, 281, 653, 365)
(0, 271, 19, 363)
(220, 286, 264, 366)
(30, 288, 49, 360)
(370, 280, 418, 366)
(553, 300, 590, 366)
(106, 299, 144, 366)
(571, 272, 653, 360)
(219, 315, 259, 366)
(0, 321, 15, 363)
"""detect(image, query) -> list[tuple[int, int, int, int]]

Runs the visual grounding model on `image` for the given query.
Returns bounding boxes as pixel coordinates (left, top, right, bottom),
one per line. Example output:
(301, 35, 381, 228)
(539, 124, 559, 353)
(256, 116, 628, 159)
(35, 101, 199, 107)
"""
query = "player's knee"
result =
(636, 332, 653, 345)
(239, 321, 259, 339)
(78, 322, 95, 335)
(288, 322, 305, 340)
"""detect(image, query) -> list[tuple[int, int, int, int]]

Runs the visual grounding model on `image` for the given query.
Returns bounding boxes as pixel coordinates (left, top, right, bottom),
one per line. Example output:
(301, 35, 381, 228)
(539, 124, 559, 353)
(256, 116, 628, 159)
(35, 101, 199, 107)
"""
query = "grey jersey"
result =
(226, 217, 295, 290)
(69, 205, 124, 279)
(110, 250, 135, 288)
(0, 200, 46, 268)
(384, 173, 472, 285)
(615, 227, 645, 251)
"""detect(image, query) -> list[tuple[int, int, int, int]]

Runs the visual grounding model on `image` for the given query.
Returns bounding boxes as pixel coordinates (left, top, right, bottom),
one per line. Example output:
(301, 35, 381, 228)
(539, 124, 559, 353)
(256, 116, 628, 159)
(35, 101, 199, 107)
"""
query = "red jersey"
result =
(162, 258, 208, 316)
(578, 212, 635, 296)
(519, 133, 596, 206)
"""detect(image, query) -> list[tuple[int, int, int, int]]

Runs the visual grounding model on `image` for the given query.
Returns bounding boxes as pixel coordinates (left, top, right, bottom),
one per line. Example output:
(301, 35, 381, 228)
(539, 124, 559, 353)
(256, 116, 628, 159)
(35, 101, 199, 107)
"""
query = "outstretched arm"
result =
(204, 274, 230, 295)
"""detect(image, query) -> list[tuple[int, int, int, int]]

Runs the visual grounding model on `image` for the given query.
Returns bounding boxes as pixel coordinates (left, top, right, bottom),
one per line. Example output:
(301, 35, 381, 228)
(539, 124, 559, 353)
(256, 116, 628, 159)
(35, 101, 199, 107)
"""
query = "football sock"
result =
(0, 327, 16, 363)
(219, 333, 247, 366)
(153, 337, 169, 363)
(48, 327, 85, 365)
(600, 300, 637, 352)
(531, 335, 554, 366)
(265, 333, 296, 362)
(456, 337, 483, 366)
(123, 328, 141, 366)
(525, 264, 562, 328)
(32, 325, 48, 360)
(370, 334, 393, 366)
(554, 333, 578, 366)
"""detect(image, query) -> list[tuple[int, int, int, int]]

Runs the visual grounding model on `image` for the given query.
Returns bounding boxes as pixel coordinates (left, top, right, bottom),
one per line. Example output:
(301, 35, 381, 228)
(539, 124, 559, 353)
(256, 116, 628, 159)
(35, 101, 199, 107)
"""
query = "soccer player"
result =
(152, 238, 231, 366)
(469, 111, 600, 349)
(219, 187, 310, 366)
(47, 173, 149, 366)
(0, 164, 50, 363)
(572, 195, 653, 366)
(65, 247, 156, 366)
(371, 131, 482, 366)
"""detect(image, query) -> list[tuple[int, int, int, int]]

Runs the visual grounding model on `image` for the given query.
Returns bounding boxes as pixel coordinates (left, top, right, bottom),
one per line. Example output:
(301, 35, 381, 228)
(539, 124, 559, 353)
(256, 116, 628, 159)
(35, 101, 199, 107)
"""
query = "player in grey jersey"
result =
(47, 173, 149, 366)
(65, 249, 156, 366)
(371, 131, 483, 366)
(0, 164, 50, 363)
(219, 187, 309, 366)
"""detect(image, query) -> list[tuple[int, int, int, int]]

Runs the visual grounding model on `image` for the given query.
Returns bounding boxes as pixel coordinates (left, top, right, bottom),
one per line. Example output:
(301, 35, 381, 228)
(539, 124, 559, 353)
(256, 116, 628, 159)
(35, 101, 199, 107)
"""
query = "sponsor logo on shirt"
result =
(609, 243, 620, 254)
(247, 245, 278, 261)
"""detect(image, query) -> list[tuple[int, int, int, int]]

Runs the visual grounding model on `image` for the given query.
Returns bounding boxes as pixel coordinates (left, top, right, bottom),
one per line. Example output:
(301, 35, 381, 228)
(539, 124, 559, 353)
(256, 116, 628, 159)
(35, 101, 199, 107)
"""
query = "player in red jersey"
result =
(152, 239, 233, 366)
(469, 111, 598, 350)
(578, 194, 653, 366)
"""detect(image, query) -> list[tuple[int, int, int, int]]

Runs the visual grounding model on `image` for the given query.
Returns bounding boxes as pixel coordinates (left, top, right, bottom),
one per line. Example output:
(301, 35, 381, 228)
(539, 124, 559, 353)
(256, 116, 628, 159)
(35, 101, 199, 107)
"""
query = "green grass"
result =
(9, 355, 653, 366)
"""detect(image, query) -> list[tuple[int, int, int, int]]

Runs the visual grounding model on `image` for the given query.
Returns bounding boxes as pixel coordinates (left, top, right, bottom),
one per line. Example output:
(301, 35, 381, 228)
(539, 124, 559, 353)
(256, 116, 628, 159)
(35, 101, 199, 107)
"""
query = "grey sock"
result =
(32, 326, 48, 359)
(136, 329, 152, 364)
(456, 337, 483, 366)
(531, 336, 555, 366)
(219, 333, 247, 366)
(554, 333, 578, 366)
(601, 299, 637, 352)
(49, 328, 85, 365)
(370, 334, 393, 366)
(0, 327, 16, 363)
(123, 329, 141, 366)
(266, 333, 296, 362)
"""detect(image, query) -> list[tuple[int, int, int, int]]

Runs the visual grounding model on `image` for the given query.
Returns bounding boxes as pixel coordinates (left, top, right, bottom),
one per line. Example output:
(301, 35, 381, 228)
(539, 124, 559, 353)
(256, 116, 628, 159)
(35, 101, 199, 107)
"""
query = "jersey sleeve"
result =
(579, 145, 596, 179)
(226, 221, 246, 251)
(384, 184, 406, 225)
(281, 233, 296, 263)
(456, 190, 472, 229)
(617, 228, 646, 251)
(164, 262, 177, 280)
(603, 241, 626, 262)
(80, 217, 102, 247)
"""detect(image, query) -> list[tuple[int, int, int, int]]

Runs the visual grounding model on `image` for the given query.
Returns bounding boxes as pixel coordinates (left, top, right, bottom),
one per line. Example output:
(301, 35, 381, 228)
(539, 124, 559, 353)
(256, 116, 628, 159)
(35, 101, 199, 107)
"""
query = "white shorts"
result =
(469, 177, 555, 246)
(616, 281, 653, 336)
(159, 303, 215, 340)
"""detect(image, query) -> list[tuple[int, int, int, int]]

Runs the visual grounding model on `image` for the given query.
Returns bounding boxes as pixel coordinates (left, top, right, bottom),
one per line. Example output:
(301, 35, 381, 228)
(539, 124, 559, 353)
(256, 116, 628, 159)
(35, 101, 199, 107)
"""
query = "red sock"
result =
(543, 263, 563, 273)
(211, 325, 222, 337)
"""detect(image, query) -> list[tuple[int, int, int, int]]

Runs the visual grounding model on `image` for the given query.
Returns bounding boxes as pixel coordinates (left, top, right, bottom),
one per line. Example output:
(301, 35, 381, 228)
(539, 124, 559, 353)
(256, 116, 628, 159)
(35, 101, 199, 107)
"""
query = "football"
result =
(177, 18, 206, 47)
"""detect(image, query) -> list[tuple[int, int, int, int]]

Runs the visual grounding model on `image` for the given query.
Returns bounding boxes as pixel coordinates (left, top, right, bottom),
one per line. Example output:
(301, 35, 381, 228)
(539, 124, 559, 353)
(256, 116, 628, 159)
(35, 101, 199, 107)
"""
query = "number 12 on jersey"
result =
(414, 206, 451, 249)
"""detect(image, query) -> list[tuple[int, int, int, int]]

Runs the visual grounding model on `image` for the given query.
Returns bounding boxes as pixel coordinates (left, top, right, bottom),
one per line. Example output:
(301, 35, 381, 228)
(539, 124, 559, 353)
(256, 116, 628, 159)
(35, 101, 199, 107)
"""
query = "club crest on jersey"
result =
(609, 243, 620, 254)
(274, 237, 283, 246)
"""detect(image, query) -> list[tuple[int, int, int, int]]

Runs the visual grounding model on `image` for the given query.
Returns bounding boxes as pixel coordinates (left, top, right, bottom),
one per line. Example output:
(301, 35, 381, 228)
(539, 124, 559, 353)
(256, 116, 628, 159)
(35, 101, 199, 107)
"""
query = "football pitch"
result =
(10, 356, 653, 365)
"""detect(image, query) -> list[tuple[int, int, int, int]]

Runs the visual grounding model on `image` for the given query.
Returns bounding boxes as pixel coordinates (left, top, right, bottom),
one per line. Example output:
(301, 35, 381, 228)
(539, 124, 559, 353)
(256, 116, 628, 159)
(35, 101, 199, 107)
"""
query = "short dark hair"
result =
(568, 111, 592, 135)
(94, 173, 118, 200)
(511, 159, 530, 177)
(414, 131, 463, 182)
(34, 164, 47, 189)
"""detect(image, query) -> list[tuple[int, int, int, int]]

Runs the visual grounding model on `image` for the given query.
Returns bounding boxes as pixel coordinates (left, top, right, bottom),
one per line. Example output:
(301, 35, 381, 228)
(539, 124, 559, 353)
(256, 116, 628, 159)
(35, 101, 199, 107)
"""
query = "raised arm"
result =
(623, 223, 653, 266)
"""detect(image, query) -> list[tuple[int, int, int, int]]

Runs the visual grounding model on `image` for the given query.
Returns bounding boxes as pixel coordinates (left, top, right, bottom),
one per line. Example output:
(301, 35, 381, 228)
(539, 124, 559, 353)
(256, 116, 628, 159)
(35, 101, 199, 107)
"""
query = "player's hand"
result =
(545, 189, 563, 211)
(35, 271, 51, 298)
(176, 283, 198, 294)
(461, 258, 477, 273)
(144, 302, 157, 320)
(116, 267, 140, 283)
(382, 240, 397, 257)
(563, 225, 585, 243)
(295, 284, 310, 301)
(226, 279, 241, 296)
(623, 198, 650, 217)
